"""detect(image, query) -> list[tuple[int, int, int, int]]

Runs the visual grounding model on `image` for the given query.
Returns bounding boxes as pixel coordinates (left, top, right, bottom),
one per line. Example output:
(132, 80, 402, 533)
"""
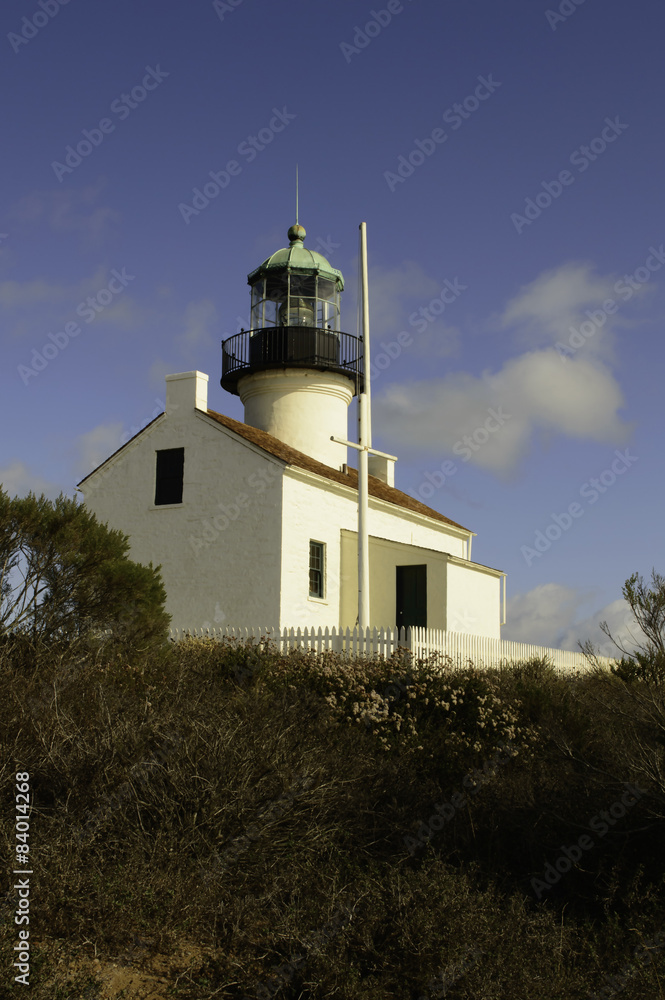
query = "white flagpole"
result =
(332, 226, 396, 630)
(358, 222, 371, 629)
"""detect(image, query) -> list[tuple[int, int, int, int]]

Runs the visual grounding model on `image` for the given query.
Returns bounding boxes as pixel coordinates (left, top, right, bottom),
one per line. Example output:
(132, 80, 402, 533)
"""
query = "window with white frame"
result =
(309, 541, 325, 598)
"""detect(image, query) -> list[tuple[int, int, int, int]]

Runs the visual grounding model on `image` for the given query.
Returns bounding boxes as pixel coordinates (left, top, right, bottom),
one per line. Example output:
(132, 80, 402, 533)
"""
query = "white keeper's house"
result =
(78, 222, 505, 636)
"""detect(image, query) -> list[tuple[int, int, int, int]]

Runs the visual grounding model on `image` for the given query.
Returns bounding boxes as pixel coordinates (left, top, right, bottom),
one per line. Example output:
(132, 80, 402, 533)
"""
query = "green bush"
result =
(0, 487, 170, 662)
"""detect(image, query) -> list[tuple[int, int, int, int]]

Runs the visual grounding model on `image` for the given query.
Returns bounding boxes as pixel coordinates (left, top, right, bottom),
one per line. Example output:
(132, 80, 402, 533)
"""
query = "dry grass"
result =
(2, 637, 665, 997)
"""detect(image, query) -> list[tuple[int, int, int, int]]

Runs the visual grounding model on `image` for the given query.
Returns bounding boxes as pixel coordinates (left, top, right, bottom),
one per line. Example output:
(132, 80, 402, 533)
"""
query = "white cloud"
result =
(374, 349, 632, 474)
(10, 180, 119, 245)
(74, 422, 124, 477)
(0, 266, 144, 339)
(502, 583, 581, 648)
(502, 262, 615, 343)
(91, 294, 148, 331)
(343, 259, 460, 357)
(401, 321, 460, 360)
(0, 461, 63, 499)
(0, 239, 12, 270)
(558, 599, 641, 659)
(0, 276, 78, 309)
(0, 265, 107, 311)
(371, 258, 645, 474)
(503, 583, 640, 655)
(365, 260, 442, 335)
(146, 299, 218, 384)
(499, 260, 651, 362)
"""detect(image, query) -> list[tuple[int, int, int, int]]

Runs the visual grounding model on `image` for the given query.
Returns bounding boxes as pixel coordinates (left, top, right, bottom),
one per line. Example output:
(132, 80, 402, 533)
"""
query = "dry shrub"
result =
(1, 639, 665, 998)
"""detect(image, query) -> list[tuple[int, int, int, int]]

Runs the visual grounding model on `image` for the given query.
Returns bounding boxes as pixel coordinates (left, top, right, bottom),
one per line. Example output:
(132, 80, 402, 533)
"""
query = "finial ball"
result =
(288, 224, 306, 244)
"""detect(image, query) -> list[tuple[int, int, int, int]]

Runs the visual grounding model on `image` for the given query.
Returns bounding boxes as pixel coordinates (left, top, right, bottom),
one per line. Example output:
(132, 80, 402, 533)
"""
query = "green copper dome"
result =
(247, 224, 344, 290)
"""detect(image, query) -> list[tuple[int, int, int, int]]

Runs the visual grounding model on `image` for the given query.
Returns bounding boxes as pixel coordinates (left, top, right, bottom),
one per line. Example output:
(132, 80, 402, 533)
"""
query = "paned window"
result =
(309, 541, 325, 598)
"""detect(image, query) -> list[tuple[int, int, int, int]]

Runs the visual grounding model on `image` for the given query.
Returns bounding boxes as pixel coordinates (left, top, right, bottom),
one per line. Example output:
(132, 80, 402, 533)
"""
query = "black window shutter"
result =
(155, 448, 184, 505)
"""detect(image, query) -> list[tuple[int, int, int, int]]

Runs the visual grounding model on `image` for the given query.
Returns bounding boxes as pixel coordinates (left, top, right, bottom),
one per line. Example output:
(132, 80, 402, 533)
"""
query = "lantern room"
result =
(220, 223, 362, 399)
(249, 223, 342, 331)
(219, 221, 363, 468)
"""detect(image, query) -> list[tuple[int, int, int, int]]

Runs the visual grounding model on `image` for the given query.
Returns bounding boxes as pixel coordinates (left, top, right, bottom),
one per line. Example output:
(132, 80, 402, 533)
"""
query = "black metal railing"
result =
(221, 327, 364, 395)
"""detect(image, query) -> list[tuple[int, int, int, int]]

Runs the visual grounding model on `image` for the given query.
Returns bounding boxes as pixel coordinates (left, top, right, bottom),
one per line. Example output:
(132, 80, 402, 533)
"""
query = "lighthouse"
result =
(220, 223, 363, 470)
(78, 215, 505, 638)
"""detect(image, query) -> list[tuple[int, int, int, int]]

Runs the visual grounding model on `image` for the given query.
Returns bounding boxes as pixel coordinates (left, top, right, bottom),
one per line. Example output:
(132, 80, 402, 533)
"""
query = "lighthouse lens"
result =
(278, 297, 315, 326)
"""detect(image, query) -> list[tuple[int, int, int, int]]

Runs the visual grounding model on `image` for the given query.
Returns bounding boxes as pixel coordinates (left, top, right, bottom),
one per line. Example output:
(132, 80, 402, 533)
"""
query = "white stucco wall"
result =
(446, 558, 503, 639)
(79, 371, 502, 636)
(279, 471, 348, 628)
(80, 374, 284, 631)
(239, 368, 353, 469)
(280, 468, 476, 631)
(340, 531, 450, 629)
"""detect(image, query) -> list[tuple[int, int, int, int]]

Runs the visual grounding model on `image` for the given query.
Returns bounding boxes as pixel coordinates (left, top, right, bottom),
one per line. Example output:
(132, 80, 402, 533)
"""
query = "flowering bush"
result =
(251, 644, 538, 761)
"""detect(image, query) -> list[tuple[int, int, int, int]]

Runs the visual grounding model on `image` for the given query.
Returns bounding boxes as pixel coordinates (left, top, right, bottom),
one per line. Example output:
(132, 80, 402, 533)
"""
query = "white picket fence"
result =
(168, 624, 618, 674)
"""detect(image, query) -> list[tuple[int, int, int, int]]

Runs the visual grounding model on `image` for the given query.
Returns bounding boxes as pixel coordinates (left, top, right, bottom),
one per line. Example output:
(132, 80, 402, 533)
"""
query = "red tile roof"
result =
(204, 409, 469, 533)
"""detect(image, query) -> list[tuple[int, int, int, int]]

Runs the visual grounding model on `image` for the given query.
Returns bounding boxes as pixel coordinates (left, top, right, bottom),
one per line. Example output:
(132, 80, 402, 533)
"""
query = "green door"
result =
(396, 565, 427, 629)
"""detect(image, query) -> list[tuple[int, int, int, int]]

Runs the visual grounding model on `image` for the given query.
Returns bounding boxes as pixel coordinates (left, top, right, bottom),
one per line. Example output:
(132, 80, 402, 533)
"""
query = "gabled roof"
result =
(77, 412, 164, 486)
(77, 405, 469, 534)
(204, 409, 469, 533)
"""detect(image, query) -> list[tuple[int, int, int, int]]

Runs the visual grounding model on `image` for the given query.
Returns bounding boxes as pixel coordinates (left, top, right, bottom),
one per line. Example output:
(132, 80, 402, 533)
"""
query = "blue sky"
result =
(2, 0, 663, 652)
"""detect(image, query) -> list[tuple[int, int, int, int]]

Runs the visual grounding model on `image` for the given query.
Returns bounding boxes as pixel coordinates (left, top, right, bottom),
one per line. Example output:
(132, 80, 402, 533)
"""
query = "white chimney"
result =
(165, 371, 209, 417)
(368, 453, 396, 487)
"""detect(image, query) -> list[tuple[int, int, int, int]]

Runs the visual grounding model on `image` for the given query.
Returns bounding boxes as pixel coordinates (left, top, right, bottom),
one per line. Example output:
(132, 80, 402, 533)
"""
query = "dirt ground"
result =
(41, 937, 217, 998)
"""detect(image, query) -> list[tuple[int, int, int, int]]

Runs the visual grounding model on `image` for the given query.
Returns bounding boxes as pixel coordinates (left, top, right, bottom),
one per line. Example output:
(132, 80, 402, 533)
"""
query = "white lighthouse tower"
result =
(220, 223, 363, 469)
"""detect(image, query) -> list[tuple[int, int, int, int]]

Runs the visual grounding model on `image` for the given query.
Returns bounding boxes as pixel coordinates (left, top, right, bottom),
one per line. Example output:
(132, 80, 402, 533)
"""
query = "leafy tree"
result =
(573, 571, 665, 813)
(621, 569, 665, 659)
(581, 570, 665, 684)
(0, 487, 169, 654)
